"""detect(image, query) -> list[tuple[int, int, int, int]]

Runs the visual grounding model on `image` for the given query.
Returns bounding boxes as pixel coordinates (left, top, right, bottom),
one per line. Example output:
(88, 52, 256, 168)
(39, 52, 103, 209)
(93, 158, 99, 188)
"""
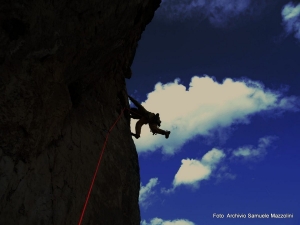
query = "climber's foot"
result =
(165, 131, 171, 139)
(131, 132, 140, 139)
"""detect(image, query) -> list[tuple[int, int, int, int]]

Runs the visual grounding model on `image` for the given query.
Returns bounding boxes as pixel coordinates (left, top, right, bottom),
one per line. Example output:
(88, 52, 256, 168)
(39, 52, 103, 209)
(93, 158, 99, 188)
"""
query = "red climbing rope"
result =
(78, 107, 126, 225)
(77, 106, 145, 224)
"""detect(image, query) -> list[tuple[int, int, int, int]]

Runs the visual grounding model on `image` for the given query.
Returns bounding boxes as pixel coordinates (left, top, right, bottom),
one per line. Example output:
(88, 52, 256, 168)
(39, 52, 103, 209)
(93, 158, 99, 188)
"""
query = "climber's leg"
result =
(132, 117, 148, 139)
(149, 124, 171, 139)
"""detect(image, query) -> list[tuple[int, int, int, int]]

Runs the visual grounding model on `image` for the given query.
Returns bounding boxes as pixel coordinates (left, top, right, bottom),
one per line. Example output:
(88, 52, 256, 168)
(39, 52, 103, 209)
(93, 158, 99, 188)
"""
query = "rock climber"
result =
(128, 95, 171, 139)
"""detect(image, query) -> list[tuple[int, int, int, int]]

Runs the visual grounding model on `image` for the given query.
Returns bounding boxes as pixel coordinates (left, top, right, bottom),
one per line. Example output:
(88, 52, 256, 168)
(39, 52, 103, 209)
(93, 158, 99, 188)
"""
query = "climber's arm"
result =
(128, 95, 142, 108)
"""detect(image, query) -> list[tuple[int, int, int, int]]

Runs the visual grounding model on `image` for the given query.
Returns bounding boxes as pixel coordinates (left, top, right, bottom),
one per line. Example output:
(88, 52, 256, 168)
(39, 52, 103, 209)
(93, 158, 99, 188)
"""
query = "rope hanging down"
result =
(78, 107, 127, 225)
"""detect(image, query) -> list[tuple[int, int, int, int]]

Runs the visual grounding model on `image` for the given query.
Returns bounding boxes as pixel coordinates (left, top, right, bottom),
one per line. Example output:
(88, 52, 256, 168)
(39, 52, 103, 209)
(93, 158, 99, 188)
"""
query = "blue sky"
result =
(126, 0, 300, 224)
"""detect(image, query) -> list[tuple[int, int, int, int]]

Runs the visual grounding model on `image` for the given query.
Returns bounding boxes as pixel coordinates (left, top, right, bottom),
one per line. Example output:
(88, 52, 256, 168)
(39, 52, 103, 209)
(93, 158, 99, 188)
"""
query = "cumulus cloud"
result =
(231, 136, 277, 160)
(139, 178, 159, 208)
(156, 0, 269, 27)
(165, 149, 225, 190)
(281, 2, 300, 40)
(131, 75, 299, 155)
(141, 218, 195, 225)
(160, 136, 276, 192)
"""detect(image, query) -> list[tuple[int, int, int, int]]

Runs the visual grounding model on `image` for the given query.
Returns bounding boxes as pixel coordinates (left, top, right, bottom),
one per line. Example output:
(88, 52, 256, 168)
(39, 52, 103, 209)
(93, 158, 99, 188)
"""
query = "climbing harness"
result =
(150, 113, 161, 127)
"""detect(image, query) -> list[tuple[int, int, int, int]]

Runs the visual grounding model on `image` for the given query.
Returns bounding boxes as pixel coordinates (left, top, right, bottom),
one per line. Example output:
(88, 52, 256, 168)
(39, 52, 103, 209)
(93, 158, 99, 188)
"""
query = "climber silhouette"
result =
(128, 95, 171, 139)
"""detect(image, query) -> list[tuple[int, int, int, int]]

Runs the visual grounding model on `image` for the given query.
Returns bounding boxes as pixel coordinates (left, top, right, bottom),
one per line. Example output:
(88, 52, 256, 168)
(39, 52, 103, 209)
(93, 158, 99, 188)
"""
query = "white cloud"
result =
(214, 165, 236, 183)
(160, 136, 276, 192)
(160, 186, 176, 194)
(139, 178, 159, 208)
(219, 172, 236, 180)
(172, 148, 225, 188)
(141, 218, 195, 225)
(131, 76, 299, 155)
(281, 2, 300, 40)
(214, 173, 237, 184)
(201, 148, 225, 165)
(232, 136, 277, 160)
(156, 0, 268, 27)
(173, 159, 211, 187)
(206, 0, 251, 27)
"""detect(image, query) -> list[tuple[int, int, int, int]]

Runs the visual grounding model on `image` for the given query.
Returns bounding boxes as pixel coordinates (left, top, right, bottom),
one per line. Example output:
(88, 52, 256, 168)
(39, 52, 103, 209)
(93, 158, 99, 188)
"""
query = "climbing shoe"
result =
(131, 132, 140, 139)
(165, 131, 171, 139)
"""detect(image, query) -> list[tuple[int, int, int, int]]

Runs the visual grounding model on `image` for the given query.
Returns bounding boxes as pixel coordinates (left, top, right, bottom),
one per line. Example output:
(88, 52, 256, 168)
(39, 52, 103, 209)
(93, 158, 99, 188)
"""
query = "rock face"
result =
(0, 1, 160, 224)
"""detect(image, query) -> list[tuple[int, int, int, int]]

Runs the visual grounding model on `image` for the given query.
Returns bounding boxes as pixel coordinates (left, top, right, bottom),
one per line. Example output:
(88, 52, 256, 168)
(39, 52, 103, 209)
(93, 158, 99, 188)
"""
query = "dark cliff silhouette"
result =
(0, 0, 161, 224)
